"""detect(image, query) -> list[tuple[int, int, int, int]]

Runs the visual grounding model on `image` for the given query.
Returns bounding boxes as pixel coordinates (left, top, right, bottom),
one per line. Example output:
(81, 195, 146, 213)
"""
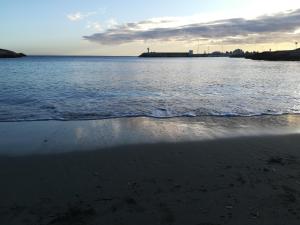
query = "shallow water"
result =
(1, 115, 300, 156)
(1, 56, 300, 121)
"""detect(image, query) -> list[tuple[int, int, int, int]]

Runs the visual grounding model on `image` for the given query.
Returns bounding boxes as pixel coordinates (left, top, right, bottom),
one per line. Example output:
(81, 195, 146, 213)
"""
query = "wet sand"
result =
(1, 134, 300, 225)
(1, 115, 300, 156)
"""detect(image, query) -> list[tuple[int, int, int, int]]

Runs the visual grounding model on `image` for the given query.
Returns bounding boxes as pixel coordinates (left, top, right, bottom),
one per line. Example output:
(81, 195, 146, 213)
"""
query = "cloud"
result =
(106, 18, 118, 29)
(67, 12, 96, 22)
(86, 22, 103, 31)
(83, 9, 300, 45)
(86, 19, 119, 32)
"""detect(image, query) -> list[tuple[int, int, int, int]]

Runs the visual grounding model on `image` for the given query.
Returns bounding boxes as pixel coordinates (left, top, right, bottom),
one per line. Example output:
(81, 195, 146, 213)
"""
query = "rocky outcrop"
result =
(246, 49, 300, 61)
(0, 49, 26, 58)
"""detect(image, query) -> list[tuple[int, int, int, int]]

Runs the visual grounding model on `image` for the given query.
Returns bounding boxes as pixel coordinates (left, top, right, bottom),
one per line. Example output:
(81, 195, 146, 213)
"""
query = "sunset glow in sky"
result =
(2, 0, 300, 55)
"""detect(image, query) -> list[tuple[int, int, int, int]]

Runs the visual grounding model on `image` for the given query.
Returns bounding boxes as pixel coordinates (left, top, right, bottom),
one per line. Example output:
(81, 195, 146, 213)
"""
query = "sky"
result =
(2, 0, 300, 55)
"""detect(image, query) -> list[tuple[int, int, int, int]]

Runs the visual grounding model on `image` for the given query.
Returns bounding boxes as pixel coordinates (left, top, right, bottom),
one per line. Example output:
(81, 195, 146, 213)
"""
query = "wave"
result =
(0, 110, 299, 122)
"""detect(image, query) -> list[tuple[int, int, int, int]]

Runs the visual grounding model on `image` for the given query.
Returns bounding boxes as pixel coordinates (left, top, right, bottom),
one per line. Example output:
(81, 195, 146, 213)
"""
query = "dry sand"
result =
(1, 134, 300, 225)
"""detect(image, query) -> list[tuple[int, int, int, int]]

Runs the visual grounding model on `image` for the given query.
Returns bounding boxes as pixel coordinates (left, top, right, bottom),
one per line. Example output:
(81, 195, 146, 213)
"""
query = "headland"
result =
(246, 48, 300, 61)
(0, 49, 26, 58)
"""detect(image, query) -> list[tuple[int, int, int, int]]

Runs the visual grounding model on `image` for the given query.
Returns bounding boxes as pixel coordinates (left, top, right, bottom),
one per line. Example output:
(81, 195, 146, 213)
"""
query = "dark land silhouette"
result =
(0, 49, 26, 58)
(246, 48, 300, 61)
(140, 48, 300, 61)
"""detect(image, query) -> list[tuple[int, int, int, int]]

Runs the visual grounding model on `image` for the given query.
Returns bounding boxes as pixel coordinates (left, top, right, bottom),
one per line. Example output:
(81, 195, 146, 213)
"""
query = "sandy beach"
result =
(1, 132, 300, 225)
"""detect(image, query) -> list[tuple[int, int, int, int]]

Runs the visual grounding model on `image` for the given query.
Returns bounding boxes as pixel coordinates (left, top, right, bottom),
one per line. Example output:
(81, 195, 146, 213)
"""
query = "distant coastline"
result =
(139, 49, 244, 58)
(139, 48, 300, 61)
(0, 49, 26, 58)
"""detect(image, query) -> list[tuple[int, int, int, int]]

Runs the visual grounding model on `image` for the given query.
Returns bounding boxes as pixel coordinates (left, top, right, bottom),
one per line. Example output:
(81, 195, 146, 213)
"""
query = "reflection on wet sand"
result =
(1, 115, 300, 156)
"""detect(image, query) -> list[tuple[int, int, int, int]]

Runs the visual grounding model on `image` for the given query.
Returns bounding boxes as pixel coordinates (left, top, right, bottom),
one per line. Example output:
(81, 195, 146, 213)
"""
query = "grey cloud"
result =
(83, 9, 300, 45)
(221, 33, 300, 45)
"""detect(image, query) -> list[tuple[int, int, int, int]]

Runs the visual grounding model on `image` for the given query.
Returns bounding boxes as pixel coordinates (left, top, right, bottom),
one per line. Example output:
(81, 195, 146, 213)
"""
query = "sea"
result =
(1, 56, 300, 122)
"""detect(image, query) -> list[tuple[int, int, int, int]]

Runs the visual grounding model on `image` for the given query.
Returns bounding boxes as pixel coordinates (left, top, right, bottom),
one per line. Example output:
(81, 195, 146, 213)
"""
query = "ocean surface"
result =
(1, 56, 300, 122)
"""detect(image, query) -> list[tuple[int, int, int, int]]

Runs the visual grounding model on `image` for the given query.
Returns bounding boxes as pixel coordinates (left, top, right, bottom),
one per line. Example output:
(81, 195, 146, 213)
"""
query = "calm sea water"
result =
(1, 56, 300, 122)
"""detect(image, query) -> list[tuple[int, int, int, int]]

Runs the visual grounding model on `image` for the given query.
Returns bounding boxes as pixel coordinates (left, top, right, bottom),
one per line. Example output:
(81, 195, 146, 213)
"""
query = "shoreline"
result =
(1, 112, 300, 123)
(1, 134, 300, 224)
(1, 115, 300, 156)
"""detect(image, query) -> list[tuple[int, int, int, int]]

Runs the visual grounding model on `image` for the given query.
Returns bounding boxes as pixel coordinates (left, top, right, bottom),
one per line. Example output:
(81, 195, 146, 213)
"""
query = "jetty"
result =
(139, 50, 207, 57)
(139, 48, 249, 58)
